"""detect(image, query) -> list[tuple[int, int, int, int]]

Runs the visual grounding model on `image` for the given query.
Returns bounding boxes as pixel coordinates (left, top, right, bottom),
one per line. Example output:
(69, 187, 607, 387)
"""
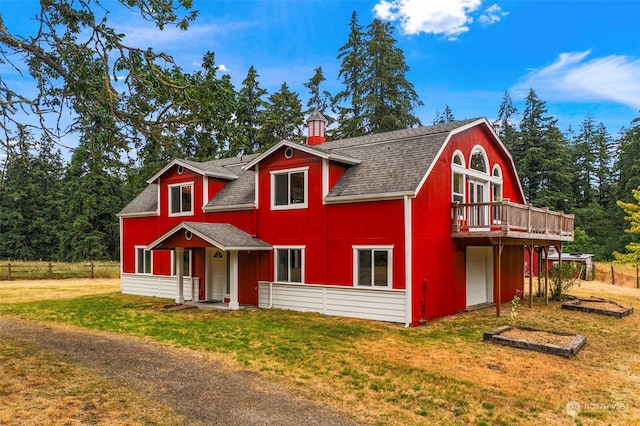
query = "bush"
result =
(548, 261, 582, 301)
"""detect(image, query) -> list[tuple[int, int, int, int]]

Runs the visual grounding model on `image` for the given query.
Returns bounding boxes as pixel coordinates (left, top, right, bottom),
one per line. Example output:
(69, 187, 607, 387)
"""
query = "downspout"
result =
(404, 195, 413, 328)
(267, 281, 273, 309)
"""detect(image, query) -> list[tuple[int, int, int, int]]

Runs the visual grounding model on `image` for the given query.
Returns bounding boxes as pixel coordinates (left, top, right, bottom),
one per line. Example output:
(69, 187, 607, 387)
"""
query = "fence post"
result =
(90, 260, 95, 279)
(636, 265, 639, 289)
(48, 262, 53, 279)
(611, 265, 615, 285)
(7, 263, 10, 281)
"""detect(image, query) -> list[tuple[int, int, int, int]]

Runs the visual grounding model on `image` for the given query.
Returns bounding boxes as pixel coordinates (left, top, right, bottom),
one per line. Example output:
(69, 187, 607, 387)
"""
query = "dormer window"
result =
(169, 182, 194, 216)
(271, 167, 309, 210)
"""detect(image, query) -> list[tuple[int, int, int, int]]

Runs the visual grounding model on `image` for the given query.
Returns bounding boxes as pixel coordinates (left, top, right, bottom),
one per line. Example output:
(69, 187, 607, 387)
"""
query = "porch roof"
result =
(147, 222, 272, 251)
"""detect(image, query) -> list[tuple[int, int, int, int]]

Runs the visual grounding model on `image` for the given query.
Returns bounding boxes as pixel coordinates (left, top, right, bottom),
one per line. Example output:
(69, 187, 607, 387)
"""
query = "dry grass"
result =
(1, 278, 639, 425)
(0, 338, 187, 425)
(0, 278, 120, 303)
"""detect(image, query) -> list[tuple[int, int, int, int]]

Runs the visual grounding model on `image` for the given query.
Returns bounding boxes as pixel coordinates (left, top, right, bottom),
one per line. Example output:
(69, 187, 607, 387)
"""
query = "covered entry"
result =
(147, 222, 271, 309)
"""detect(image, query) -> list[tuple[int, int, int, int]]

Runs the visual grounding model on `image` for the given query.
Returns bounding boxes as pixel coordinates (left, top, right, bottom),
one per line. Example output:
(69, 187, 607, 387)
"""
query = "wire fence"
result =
(0, 261, 120, 281)
(593, 264, 640, 289)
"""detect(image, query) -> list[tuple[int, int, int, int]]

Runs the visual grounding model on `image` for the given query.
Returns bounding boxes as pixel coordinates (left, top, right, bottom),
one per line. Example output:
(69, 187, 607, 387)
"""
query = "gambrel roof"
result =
(119, 118, 523, 216)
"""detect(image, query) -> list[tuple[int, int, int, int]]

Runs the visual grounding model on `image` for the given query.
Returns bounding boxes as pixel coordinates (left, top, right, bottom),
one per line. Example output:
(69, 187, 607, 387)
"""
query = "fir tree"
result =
(232, 66, 268, 155)
(258, 83, 304, 149)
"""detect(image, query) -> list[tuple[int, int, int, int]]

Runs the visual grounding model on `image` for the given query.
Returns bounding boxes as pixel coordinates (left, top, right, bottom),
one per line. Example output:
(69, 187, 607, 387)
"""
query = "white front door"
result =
(209, 250, 227, 301)
(466, 246, 493, 306)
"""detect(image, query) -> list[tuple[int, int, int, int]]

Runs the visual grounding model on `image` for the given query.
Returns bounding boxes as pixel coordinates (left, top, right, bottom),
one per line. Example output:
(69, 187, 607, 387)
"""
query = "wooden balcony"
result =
(451, 200, 574, 243)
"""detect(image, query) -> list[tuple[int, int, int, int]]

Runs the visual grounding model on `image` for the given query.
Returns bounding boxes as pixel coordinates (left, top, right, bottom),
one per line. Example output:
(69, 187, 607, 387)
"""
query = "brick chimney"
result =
(306, 109, 327, 146)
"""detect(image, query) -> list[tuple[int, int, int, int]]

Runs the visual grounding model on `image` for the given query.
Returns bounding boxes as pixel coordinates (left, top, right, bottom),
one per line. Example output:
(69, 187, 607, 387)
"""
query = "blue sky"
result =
(1, 0, 640, 145)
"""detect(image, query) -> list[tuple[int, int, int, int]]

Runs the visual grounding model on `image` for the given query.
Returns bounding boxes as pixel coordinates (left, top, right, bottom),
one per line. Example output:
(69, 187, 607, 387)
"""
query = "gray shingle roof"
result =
(118, 184, 158, 216)
(119, 118, 487, 216)
(148, 222, 271, 250)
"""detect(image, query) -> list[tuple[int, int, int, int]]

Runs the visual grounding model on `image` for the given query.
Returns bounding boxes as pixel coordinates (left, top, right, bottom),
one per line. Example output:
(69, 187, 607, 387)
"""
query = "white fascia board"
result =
(146, 159, 238, 184)
(117, 210, 159, 218)
(324, 191, 414, 204)
(203, 203, 255, 213)
(243, 140, 361, 171)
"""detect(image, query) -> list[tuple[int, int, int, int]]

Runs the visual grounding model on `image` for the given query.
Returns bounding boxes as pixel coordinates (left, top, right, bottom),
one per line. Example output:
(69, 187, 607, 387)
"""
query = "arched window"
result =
(492, 165, 503, 223)
(470, 147, 488, 173)
(451, 151, 465, 204)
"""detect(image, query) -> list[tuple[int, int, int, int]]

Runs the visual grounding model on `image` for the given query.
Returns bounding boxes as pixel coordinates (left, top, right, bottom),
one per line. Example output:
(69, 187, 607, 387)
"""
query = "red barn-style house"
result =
(119, 112, 574, 326)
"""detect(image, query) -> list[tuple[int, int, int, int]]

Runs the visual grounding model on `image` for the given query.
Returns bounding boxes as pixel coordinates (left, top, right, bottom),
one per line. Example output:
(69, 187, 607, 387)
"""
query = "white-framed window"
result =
(492, 165, 503, 223)
(274, 246, 304, 283)
(452, 151, 466, 219)
(169, 182, 194, 216)
(171, 249, 192, 277)
(270, 167, 309, 210)
(469, 146, 489, 173)
(135, 246, 152, 274)
(353, 246, 393, 288)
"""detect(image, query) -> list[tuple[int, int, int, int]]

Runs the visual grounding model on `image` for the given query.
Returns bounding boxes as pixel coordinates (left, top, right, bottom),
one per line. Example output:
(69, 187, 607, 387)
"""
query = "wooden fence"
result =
(0, 261, 120, 281)
(593, 264, 640, 289)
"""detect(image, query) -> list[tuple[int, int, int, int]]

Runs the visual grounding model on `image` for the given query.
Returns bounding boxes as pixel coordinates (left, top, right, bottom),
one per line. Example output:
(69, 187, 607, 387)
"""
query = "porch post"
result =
(229, 250, 240, 310)
(176, 247, 184, 304)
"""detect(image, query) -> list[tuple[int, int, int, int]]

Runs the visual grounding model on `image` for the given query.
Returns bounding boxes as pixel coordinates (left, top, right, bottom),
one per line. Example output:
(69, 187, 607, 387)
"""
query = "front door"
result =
(209, 250, 227, 302)
(466, 246, 493, 306)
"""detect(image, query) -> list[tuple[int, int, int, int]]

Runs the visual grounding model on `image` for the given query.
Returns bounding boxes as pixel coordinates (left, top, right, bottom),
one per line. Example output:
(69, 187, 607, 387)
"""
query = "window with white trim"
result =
(452, 152, 466, 219)
(492, 166, 503, 223)
(271, 167, 308, 210)
(136, 247, 152, 274)
(169, 183, 193, 216)
(171, 249, 192, 277)
(353, 246, 393, 288)
(275, 247, 304, 283)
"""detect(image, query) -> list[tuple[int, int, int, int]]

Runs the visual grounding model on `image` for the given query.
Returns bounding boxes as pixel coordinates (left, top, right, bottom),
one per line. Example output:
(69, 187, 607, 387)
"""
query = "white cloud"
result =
(478, 4, 508, 25)
(512, 50, 640, 110)
(218, 64, 230, 73)
(374, 0, 492, 40)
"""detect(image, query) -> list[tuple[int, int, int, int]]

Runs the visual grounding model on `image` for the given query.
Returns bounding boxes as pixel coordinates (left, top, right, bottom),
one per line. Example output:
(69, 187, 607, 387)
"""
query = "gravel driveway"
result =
(0, 318, 355, 425)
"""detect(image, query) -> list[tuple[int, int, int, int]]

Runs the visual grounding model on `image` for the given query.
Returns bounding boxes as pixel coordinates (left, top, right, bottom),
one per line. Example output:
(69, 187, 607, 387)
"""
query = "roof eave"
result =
(324, 191, 414, 204)
(244, 140, 360, 170)
(203, 203, 255, 213)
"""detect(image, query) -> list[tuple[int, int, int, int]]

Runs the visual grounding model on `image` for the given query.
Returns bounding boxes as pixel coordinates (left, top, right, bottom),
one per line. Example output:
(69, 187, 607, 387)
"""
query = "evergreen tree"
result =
(257, 82, 304, 149)
(0, 130, 64, 260)
(571, 113, 599, 208)
(615, 117, 640, 201)
(334, 11, 368, 139)
(304, 66, 333, 117)
(59, 111, 126, 261)
(361, 18, 422, 133)
(433, 105, 455, 124)
(232, 66, 268, 156)
(513, 89, 572, 209)
(183, 52, 238, 161)
(494, 91, 519, 153)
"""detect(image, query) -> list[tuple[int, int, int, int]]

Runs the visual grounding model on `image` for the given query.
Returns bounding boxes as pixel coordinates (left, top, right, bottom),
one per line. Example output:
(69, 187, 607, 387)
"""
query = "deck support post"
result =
(495, 239, 503, 318)
(528, 243, 534, 308)
(543, 245, 549, 305)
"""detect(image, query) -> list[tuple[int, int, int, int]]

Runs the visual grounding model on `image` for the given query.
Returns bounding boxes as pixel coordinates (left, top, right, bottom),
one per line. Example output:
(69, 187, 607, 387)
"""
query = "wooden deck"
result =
(451, 200, 574, 243)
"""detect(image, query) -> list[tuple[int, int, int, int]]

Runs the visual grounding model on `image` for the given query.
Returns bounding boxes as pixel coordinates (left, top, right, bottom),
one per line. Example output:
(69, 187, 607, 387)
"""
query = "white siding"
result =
(258, 282, 406, 323)
(121, 273, 194, 301)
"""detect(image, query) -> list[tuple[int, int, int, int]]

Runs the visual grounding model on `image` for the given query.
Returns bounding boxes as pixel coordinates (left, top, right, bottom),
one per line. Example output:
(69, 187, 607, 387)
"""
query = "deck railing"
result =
(452, 200, 574, 239)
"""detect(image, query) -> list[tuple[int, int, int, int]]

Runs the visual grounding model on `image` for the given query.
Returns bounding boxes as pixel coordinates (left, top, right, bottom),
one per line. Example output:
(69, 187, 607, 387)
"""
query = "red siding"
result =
(122, 122, 530, 324)
(410, 126, 526, 323)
